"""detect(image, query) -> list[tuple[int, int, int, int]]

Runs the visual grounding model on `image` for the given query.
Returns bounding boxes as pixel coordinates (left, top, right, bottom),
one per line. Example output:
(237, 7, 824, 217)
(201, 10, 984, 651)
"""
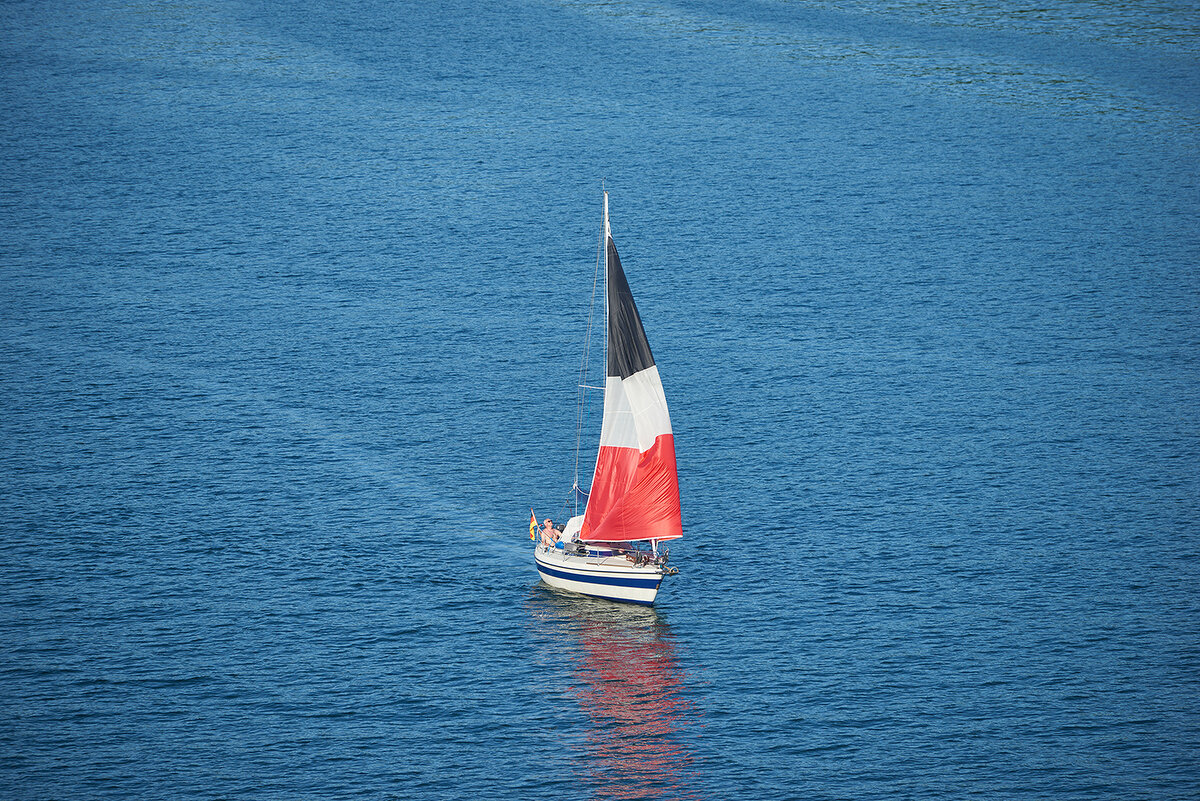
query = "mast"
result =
(572, 193, 607, 514)
(581, 191, 609, 519)
(579, 191, 609, 525)
(602, 190, 609, 386)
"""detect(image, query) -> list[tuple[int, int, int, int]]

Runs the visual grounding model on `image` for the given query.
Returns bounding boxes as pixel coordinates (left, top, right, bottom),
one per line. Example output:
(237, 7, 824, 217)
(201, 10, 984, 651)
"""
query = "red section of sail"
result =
(580, 434, 682, 543)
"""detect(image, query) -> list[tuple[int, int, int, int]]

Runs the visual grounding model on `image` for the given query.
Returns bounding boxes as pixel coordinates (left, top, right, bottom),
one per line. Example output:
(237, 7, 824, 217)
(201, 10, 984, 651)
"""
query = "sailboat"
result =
(532, 192, 682, 605)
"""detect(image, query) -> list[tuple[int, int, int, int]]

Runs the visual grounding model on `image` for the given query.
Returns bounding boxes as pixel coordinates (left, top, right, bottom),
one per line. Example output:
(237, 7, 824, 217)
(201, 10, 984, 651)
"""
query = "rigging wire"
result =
(571, 201, 606, 515)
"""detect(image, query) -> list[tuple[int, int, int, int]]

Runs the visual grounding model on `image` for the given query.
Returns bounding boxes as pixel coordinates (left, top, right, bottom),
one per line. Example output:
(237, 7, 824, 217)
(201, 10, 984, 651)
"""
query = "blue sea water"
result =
(2, 0, 1199, 798)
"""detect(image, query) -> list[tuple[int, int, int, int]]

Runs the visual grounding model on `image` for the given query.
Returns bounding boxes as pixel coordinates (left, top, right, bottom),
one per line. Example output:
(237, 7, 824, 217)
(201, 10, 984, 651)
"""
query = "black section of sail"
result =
(606, 236, 656, 380)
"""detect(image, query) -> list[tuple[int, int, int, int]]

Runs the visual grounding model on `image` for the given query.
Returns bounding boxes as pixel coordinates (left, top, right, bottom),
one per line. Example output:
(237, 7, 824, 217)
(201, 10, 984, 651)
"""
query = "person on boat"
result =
(539, 518, 558, 548)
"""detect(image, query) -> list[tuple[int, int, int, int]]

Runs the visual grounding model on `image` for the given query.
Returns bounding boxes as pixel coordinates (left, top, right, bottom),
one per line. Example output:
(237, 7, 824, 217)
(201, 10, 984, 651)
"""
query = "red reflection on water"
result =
(530, 592, 701, 800)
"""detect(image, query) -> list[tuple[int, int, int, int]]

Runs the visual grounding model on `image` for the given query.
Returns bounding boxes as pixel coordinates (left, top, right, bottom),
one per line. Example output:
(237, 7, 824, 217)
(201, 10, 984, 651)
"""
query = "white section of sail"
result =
(597, 365, 673, 452)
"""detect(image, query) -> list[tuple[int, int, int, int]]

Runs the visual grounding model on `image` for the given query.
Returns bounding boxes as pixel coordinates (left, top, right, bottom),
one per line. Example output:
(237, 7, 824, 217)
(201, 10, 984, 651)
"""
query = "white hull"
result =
(534, 544, 665, 605)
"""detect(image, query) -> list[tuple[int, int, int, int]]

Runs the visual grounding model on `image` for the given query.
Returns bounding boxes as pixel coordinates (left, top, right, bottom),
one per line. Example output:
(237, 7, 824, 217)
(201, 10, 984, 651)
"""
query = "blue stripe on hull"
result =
(535, 561, 663, 590)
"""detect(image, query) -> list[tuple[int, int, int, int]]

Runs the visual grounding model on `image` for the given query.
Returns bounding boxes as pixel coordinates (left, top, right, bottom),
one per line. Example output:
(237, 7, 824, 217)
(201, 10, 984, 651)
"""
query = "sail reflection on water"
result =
(527, 590, 702, 800)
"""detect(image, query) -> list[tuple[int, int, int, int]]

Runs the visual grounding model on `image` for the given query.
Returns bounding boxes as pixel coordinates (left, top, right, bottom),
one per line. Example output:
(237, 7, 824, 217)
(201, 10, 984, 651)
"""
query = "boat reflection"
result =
(527, 588, 702, 800)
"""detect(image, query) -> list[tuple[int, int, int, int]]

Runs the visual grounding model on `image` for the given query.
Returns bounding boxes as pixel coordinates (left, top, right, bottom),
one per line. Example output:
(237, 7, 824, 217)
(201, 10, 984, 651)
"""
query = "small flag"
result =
(529, 509, 537, 541)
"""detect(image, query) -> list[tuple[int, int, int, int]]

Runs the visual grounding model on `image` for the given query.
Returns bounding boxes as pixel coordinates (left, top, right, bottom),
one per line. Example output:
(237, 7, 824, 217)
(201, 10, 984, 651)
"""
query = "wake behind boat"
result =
(530, 192, 682, 606)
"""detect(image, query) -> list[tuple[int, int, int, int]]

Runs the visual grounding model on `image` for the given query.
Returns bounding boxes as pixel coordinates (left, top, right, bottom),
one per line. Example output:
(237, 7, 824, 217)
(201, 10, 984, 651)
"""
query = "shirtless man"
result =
(539, 518, 558, 548)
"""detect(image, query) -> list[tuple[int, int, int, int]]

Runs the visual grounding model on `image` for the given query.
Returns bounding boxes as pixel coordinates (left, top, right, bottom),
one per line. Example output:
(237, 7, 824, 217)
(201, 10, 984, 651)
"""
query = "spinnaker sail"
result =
(580, 194, 683, 545)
